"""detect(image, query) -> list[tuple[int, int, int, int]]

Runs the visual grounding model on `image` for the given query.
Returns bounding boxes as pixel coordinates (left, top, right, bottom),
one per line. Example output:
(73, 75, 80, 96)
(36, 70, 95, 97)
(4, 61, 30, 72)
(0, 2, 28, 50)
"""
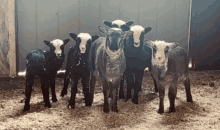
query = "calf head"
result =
(103, 19, 135, 28)
(44, 39, 70, 59)
(69, 33, 99, 54)
(129, 25, 152, 48)
(98, 25, 133, 54)
(145, 40, 179, 67)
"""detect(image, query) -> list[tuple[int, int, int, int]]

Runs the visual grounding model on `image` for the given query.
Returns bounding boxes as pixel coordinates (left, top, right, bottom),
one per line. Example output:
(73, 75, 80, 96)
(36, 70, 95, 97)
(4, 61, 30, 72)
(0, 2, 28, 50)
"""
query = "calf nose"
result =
(157, 56, 162, 60)
(134, 42, 139, 45)
(57, 54, 61, 57)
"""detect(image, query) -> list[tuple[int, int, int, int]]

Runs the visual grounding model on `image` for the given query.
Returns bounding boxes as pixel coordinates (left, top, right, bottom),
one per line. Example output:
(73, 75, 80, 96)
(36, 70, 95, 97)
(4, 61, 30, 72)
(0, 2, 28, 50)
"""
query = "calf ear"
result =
(103, 20, 112, 27)
(120, 24, 130, 31)
(69, 33, 77, 41)
(167, 42, 179, 50)
(98, 26, 108, 35)
(92, 35, 99, 42)
(144, 40, 153, 48)
(63, 39, 70, 46)
(144, 27, 152, 35)
(44, 40, 51, 47)
(125, 20, 135, 26)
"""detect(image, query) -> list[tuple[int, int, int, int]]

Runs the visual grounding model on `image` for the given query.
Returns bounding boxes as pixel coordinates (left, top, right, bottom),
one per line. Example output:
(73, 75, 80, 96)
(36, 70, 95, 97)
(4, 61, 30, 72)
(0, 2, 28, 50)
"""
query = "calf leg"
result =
(119, 74, 125, 99)
(151, 73, 158, 93)
(68, 76, 80, 109)
(40, 76, 51, 108)
(23, 73, 34, 112)
(132, 70, 144, 104)
(102, 81, 110, 113)
(50, 74, 58, 102)
(81, 75, 91, 106)
(89, 73, 96, 106)
(60, 71, 71, 97)
(184, 76, 193, 102)
(168, 77, 178, 113)
(125, 71, 134, 102)
(111, 85, 119, 113)
(157, 80, 165, 114)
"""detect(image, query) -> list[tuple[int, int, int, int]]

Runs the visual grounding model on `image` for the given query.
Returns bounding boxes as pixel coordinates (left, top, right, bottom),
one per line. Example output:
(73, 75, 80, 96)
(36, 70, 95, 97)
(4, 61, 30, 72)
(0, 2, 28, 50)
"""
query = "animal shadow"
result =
(161, 98, 207, 126)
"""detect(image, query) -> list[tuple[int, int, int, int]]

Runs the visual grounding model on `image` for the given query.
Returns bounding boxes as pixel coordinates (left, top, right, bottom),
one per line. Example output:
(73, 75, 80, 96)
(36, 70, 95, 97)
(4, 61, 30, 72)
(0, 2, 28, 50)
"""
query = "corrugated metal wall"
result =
(17, 0, 191, 72)
(0, 0, 16, 78)
(190, 0, 220, 70)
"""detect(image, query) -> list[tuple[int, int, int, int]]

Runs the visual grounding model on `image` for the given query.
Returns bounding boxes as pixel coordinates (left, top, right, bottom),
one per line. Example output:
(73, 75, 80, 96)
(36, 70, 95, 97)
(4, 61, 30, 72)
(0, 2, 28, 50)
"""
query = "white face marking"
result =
(111, 28, 122, 31)
(112, 20, 126, 27)
(78, 33, 92, 53)
(26, 60, 28, 64)
(151, 40, 172, 67)
(51, 39, 64, 57)
(130, 25, 145, 48)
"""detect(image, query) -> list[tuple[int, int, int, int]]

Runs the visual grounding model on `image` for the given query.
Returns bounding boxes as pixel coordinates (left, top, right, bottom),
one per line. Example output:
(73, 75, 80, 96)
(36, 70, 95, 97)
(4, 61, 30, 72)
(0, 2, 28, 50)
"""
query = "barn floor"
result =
(0, 70, 220, 130)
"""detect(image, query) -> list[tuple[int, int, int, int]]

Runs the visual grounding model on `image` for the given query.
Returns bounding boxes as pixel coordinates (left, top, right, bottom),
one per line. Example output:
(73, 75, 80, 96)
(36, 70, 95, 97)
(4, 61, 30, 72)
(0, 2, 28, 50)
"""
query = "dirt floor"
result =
(0, 70, 220, 130)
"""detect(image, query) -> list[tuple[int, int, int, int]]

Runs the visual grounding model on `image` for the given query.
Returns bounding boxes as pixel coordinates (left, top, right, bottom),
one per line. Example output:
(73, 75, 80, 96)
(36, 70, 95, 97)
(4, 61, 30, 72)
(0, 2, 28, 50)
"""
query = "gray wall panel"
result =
(58, 0, 80, 69)
(139, 0, 157, 41)
(17, 0, 36, 71)
(80, 0, 100, 36)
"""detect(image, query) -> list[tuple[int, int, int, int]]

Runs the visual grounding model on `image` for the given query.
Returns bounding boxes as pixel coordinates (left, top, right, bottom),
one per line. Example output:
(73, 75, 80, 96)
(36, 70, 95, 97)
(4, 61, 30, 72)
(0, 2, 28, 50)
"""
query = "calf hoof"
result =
(168, 107, 176, 113)
(125, 97, 131, 102)
(45, 103, 51, 108)
(112, 108, 119, 113)
(131, 98, 138, 104)
(157, 108, 164, 114)
(85, 102, 92, 106)
(23, 105, 30, 112)
(68, 100, 75, 109)
(52, 98, 58, 103)
(119, 94, 125, 100)
(103, 107, 110, 113)
(187, 98, 193, 103)
(60, 91, 67, 97)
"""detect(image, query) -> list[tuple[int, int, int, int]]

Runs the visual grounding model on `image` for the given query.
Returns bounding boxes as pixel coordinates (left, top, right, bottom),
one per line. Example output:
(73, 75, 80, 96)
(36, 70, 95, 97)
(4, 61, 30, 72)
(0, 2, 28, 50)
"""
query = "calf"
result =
(24, 39, 69, 112)
(119, 25, 155, 104)
(145, 40, 193, 114)
(89, 25, 132, 113)
(60, 33, 99, 109)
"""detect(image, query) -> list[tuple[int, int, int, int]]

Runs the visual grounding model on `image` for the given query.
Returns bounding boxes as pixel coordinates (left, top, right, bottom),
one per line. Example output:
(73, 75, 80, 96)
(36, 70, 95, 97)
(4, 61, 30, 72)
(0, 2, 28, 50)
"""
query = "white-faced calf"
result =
(60, 32, 99, 109)
(119, 25, 154, 104)
(24, 39, 69, 112)
(145, 40, 193, 114)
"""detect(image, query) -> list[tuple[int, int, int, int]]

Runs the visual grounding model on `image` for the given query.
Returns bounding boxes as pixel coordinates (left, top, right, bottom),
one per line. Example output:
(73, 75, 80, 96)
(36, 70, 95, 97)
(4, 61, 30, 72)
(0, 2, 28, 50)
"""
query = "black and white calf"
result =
(103, 19, 134, 28)
(119, 25, 155, 104)
(60, 33, 99, 109)
(145, 40, 193, 114)
(24, 39, 70, 112)
(89, 25, 132, 113)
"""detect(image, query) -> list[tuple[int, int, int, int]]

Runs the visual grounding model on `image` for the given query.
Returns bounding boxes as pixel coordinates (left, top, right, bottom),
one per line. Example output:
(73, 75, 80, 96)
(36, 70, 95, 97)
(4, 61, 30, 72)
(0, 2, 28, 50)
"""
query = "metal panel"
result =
(37, 0, 58, 50)
(17, 0, 37, 71)
(156, 0, 176, 42)
(139, 0, 157, 41)
(58, 0, 80, 69)
(190, 0, 220, 70)
(120, 0, 139, 25)
(100, 0, 121, 36)
(80, 0, 100, 36)
(172, 0, 190, 49)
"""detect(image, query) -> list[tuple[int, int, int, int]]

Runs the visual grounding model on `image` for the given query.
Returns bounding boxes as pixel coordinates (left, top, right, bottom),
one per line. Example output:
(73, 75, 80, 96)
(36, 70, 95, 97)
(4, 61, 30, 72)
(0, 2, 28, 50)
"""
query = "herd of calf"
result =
(23, 19, 193, 114)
